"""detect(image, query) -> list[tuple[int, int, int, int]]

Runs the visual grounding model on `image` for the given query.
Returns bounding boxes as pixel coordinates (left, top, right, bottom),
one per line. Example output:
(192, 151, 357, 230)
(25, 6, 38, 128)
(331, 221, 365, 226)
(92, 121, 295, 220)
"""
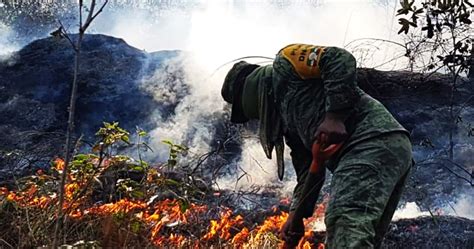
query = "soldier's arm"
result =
(286, 136, 320, 218)
(319, 47, 361, 116)
(314, 47, 362, 144)
(290, 168, 325, 219)
(277, 44, 361, 112)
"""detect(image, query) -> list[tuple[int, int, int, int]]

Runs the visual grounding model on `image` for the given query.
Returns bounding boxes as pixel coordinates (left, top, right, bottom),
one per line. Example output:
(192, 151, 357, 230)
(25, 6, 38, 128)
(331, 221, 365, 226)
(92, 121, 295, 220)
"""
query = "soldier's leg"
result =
(374, 167, 410, 248)
(324, 132, 412, 249)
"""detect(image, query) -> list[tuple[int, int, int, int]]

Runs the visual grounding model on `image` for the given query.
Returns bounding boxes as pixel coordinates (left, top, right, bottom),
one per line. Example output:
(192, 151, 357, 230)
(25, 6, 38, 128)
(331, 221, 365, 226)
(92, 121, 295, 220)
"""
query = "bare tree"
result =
(52, 0, 109, 247)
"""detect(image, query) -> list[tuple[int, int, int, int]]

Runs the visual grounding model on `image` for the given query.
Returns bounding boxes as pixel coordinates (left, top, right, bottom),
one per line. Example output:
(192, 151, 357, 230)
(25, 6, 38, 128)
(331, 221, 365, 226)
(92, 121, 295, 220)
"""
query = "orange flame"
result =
(87, 199, 147, 215)
(202, 209, 244, 240)
(54, 158, 65, 171)
(64, 182, 79, 200)
(255, 211, 289, 240)
(0, 157, 331, 248)
(231, 227, 249, 246)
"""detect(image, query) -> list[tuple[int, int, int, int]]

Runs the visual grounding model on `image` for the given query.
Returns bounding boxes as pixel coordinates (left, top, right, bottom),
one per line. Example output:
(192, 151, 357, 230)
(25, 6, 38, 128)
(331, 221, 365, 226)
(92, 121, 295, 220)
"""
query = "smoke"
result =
(143, 54, 226, 162)
(446, 194, 474, 219)
(215, 137, 286, 189)
(91, 7, 193, 52)
(393, 202, 430, 220)
(177, 0, 404, 193)
(86, 0, 406, 69)
(0, 21, 19, 62)
(392, 193, 474, 220)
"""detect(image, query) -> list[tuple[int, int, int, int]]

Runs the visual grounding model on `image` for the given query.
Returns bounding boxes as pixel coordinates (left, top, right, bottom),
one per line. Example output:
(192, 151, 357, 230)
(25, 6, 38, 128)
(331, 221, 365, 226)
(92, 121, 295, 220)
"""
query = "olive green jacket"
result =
(244, 44, 409, 215)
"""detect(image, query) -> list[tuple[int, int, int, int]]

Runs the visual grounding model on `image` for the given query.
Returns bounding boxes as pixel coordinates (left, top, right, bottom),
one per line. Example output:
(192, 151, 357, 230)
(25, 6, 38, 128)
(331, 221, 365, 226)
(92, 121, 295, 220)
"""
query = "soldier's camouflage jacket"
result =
(243, 44, 409, 215)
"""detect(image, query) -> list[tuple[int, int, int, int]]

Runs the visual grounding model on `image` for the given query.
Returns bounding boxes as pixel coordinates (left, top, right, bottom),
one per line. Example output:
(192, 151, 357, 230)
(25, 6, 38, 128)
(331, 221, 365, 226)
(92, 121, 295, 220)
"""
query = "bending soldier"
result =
(221, 44, 413, 248)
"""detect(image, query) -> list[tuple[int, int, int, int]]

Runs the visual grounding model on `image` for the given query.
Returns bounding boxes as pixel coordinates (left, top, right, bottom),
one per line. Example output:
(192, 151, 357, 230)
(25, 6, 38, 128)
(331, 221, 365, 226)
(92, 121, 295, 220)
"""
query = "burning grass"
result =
(1, 123, 473, 248)
(0, 158, 326, 248)
(0, 121, 326, 248)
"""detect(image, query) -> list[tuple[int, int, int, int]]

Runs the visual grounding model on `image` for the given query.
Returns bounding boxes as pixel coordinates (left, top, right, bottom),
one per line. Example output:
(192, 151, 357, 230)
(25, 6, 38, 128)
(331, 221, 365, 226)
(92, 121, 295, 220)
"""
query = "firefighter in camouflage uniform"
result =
(221, 44, 413, 249)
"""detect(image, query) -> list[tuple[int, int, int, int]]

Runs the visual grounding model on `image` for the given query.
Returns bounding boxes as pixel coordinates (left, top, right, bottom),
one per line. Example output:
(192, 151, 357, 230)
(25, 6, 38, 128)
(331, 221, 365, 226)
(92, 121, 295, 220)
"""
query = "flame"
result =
(0, 158, 331, 248)
(2, 184, 52, 209)
(54, 158, 65, 171)
(202, 209, 244, 240)
(255, 212, 289, 240)
(232, 227, 249, 246)
(65, 182, 79, 200)
(29, 196, 51, 209)
(87, 199, 147, 214)
(1, 183, 327, 248)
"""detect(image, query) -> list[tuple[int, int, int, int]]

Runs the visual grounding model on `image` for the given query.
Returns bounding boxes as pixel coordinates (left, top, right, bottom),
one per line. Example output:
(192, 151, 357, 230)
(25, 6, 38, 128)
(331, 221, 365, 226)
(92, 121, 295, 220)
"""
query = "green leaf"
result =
(121, 135, 130, 144)
(104, 122, 113, 129)
(132, 166, 145, 172)
(178, 199, 190, 213)
(131, 190, 145, 199)
(397, 0, 415, 15)
(165, 179, 179, 186)
(161, 139, 174, 146)
(174, 144, 189, 151)
(138, 131, 147, 137)
(73, 154, 91, 161)
(131, 221, 141, 233)
(398, 18, 415, 34)
(139, 160, 149, 167)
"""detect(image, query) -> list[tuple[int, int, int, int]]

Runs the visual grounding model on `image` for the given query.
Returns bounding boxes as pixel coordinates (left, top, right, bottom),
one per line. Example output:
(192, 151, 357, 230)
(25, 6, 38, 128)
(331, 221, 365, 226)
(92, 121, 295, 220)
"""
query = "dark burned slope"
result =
(383, 216, 474, 249)
(309, 216, 474, 248)
(0, 34, 187, 179)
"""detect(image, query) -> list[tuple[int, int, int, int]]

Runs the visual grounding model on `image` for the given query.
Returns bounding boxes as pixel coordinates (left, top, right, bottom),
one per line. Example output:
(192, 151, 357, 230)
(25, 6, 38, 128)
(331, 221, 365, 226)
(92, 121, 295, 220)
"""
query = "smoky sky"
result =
(1, 0, 407, 70)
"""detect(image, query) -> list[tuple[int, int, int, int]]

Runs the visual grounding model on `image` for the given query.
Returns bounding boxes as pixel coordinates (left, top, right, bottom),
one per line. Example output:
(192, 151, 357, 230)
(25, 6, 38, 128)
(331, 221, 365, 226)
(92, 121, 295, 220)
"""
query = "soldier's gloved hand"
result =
(315, 112, 348, 145)
(280, 212, 304, 248)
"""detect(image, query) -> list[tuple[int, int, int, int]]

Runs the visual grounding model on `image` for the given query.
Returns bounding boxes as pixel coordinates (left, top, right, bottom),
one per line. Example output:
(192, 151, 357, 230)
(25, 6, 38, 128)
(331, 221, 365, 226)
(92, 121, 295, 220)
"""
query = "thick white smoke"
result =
(94, 0, 406, 70)
(392, 193, 474, 220)
(145, 54, 227, 161)
(0, 21, 19, 61)
(446, 194, 474, 219)
(393, 202, 430, 220)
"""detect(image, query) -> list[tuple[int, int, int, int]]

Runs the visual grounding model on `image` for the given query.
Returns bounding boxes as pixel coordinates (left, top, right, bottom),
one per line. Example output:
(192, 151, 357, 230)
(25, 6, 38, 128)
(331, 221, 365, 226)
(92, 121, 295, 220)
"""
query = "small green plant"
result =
(161, 139, 188, 169)
(95, 121, 131, 148)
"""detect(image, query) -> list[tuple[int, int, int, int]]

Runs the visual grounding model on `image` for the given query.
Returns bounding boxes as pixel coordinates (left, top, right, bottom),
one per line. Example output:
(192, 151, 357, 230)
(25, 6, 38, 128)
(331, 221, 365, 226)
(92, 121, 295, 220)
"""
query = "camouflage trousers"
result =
(325, 132, 412, 249)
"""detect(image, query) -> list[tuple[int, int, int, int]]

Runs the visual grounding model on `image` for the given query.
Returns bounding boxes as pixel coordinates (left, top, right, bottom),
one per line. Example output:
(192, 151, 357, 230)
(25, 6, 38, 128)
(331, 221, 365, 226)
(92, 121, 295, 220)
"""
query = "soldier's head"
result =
(221, 61, 259, 123)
